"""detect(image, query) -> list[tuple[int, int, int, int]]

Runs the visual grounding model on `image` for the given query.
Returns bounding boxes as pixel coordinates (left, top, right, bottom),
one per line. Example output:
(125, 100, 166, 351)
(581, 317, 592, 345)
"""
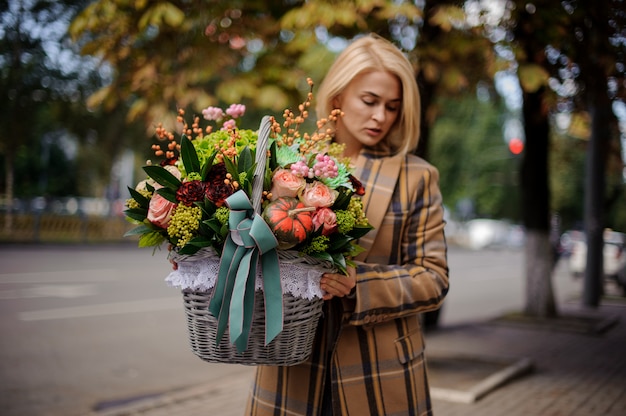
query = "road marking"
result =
(0, 284, 97, 299)
(0, 269, 120, 284)
(18, 297, 181, 321)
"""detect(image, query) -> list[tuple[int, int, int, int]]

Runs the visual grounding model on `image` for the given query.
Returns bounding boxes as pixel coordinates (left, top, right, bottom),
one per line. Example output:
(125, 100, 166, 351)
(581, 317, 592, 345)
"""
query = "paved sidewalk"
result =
(90, 298, 626, 416)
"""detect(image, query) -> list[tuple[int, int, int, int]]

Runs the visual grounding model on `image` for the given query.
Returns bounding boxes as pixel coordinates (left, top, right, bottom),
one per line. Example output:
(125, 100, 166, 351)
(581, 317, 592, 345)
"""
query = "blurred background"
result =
(1, 2, 625, 233)
(1, 2, 625, 313)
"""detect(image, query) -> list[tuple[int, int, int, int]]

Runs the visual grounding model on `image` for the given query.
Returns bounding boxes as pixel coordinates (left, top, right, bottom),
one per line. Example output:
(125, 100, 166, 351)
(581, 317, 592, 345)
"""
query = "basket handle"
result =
(251, 116, 272, 214)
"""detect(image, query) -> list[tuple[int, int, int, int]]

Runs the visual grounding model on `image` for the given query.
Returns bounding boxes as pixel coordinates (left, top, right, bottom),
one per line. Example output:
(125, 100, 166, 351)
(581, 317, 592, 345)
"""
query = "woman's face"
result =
(333, 70, 402, 157)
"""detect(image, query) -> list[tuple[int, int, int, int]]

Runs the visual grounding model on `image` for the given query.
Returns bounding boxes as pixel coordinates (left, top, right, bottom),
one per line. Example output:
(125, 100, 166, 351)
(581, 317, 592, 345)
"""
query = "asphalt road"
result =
(0, 243, 581, 416)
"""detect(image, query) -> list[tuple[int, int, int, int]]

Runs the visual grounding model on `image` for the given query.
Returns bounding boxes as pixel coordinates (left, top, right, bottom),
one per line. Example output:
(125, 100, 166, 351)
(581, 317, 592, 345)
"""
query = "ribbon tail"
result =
(209, 243, 246, 345)
(261, 249, 283, 345)
(229, 249, 258, 352)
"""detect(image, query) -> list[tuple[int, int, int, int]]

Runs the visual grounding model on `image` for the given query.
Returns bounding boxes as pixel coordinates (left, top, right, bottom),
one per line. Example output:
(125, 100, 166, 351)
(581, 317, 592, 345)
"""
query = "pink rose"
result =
(270, 169, 306, 200)
(147, 193, 177, 229)
(312, 208, 337, 236)
(300, 181, 337, 208)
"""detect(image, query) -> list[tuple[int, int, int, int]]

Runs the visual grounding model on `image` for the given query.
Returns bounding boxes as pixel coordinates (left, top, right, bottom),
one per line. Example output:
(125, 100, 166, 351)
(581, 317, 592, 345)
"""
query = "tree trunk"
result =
(577, 3, 614, 308)
(521, 86, 557, 318)
(524, 230, 556, 315)
(582, 87, 610, 307)
(3, 156, 14, 234)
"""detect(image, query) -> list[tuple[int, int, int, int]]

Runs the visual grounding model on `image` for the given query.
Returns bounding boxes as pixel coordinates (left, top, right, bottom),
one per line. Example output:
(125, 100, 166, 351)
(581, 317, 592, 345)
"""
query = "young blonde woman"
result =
(246, 33, 449, 416)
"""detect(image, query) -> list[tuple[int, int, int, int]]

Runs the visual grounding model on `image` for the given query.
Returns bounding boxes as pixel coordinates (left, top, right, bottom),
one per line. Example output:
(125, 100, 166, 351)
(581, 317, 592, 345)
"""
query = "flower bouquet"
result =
(124, 79, 372, 365)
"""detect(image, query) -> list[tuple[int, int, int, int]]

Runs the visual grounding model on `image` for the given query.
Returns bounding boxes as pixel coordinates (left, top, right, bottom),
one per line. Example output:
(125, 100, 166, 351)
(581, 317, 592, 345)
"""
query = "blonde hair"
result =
(316, 34, 421, 156)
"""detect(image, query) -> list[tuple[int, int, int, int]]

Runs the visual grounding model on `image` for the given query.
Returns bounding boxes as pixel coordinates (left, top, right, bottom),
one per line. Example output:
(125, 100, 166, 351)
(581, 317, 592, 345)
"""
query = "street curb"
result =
(429, 354, 534, 403)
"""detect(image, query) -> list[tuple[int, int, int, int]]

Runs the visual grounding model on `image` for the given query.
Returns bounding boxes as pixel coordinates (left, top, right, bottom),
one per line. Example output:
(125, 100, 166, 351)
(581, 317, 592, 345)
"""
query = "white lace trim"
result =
(165, 251, 329, 300)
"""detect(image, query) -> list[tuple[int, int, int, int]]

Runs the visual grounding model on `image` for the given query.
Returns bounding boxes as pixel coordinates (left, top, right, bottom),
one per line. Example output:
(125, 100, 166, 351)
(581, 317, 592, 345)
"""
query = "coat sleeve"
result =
(343, 158, 449, 326)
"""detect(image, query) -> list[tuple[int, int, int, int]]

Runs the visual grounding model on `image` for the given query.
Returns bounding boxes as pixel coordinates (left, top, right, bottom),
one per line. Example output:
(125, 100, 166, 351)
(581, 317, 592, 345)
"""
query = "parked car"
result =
(462, 219, 524, 250)
(568, 229, 626, 295)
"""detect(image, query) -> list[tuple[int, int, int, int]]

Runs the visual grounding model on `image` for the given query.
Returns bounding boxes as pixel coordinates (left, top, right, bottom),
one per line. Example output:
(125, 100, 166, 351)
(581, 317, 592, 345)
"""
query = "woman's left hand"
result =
(320, 266, 356, 300)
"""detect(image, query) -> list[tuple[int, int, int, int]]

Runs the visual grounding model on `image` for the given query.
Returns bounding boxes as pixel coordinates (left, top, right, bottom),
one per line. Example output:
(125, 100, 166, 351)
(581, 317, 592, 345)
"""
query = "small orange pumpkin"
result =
(263, 197, 315, 249)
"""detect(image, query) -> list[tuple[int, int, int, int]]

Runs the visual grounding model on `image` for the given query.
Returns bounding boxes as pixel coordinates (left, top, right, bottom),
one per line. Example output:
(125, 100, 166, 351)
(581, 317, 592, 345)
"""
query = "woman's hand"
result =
(320, 266, 356, 300)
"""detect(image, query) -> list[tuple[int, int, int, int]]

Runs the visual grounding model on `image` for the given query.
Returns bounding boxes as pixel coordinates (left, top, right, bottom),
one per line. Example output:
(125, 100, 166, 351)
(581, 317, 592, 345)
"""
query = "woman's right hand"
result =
(320, 266, 356, 300)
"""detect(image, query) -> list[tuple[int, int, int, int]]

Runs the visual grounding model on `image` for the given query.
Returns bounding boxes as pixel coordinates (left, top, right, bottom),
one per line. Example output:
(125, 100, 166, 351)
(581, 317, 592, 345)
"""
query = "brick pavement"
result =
(91, 299, 626, 416)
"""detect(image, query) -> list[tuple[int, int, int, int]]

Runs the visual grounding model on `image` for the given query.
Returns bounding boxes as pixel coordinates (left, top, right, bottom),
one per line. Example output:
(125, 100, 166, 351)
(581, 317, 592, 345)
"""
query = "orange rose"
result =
(270, 169, 306, 200)
(300, 181, 337, 208)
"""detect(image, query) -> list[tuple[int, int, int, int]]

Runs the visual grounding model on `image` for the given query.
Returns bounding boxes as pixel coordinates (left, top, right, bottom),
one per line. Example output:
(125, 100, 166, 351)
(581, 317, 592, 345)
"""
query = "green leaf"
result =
(243, 163, 258, 197)
(349, 225, 374, 239)
(238, 146, 253, 173)
(187, 236, 214, 247)
(124, 208, 148, 222)
(204, 217, 223, 233)
(268, 141, 278, 171)
(309, 251, 333, 263)
(127, 186, 150, 207)
(143, 165, 182, 189)
(156, 187, 178, 204)
(328, 235, 352, 251)
(223, 155, 240, 183)
(332, 190, 352, 210)
(124, 224, 153, 237)
(197, 221, 214, 236)
(330, 252, 347, 274)
(181, 135, 201, 174)
(347, 242, 366, 258)
(138, 231, 166, 247)
(200, 152, 217, 181)
(198, 199, 217, 217)
(177, 244, 202, 255)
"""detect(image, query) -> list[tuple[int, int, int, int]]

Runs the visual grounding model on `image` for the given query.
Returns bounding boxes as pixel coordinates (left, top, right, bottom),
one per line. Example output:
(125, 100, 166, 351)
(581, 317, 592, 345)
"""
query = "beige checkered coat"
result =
(246, 151, 449, 416)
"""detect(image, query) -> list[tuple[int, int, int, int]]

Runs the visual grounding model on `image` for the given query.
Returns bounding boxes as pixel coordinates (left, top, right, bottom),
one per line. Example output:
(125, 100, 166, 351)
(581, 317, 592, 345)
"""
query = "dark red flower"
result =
(206, 162, 227, 182)
(206, 182, 235, 207)
(205, 163, 234, 207)
(176, 180, 206, 206)
(349, 174, 366, 196)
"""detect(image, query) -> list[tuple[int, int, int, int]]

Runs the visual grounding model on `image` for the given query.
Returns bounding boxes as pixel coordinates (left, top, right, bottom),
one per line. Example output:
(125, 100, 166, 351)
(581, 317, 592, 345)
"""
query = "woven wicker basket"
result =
(178, 116, 329, 366)
(182, 288, 323, 365)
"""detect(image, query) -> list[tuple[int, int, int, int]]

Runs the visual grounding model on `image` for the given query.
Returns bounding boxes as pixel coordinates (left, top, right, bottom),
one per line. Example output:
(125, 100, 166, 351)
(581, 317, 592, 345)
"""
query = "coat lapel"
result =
(353, 153, 403, 262)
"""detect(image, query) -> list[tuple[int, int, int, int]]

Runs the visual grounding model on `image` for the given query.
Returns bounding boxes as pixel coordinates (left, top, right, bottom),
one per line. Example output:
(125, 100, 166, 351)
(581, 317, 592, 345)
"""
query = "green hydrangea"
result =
(348, 198, 369, 226)
(335, 210, 357, 234)
(187, 172, 202, 181)
(215, 206, 230, 225)
(301, 235, 330, 254)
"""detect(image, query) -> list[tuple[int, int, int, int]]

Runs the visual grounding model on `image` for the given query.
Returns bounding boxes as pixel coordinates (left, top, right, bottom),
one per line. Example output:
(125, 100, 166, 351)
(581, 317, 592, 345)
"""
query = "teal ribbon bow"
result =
(208, 190, 283, 352)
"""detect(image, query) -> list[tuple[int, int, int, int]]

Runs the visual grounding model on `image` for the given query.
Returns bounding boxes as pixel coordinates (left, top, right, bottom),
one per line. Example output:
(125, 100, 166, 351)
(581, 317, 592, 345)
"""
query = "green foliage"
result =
(430, 93, 521, 221)
(549, 133, 586, 230)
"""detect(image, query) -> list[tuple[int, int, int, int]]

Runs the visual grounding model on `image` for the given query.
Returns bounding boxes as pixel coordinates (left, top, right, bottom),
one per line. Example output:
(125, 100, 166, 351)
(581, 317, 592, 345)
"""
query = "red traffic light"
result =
(508, 138, 524, 155)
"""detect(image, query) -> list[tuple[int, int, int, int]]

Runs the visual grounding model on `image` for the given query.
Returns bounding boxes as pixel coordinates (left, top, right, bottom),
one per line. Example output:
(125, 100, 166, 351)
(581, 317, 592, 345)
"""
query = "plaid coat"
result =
(246, 151, 449, 416)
